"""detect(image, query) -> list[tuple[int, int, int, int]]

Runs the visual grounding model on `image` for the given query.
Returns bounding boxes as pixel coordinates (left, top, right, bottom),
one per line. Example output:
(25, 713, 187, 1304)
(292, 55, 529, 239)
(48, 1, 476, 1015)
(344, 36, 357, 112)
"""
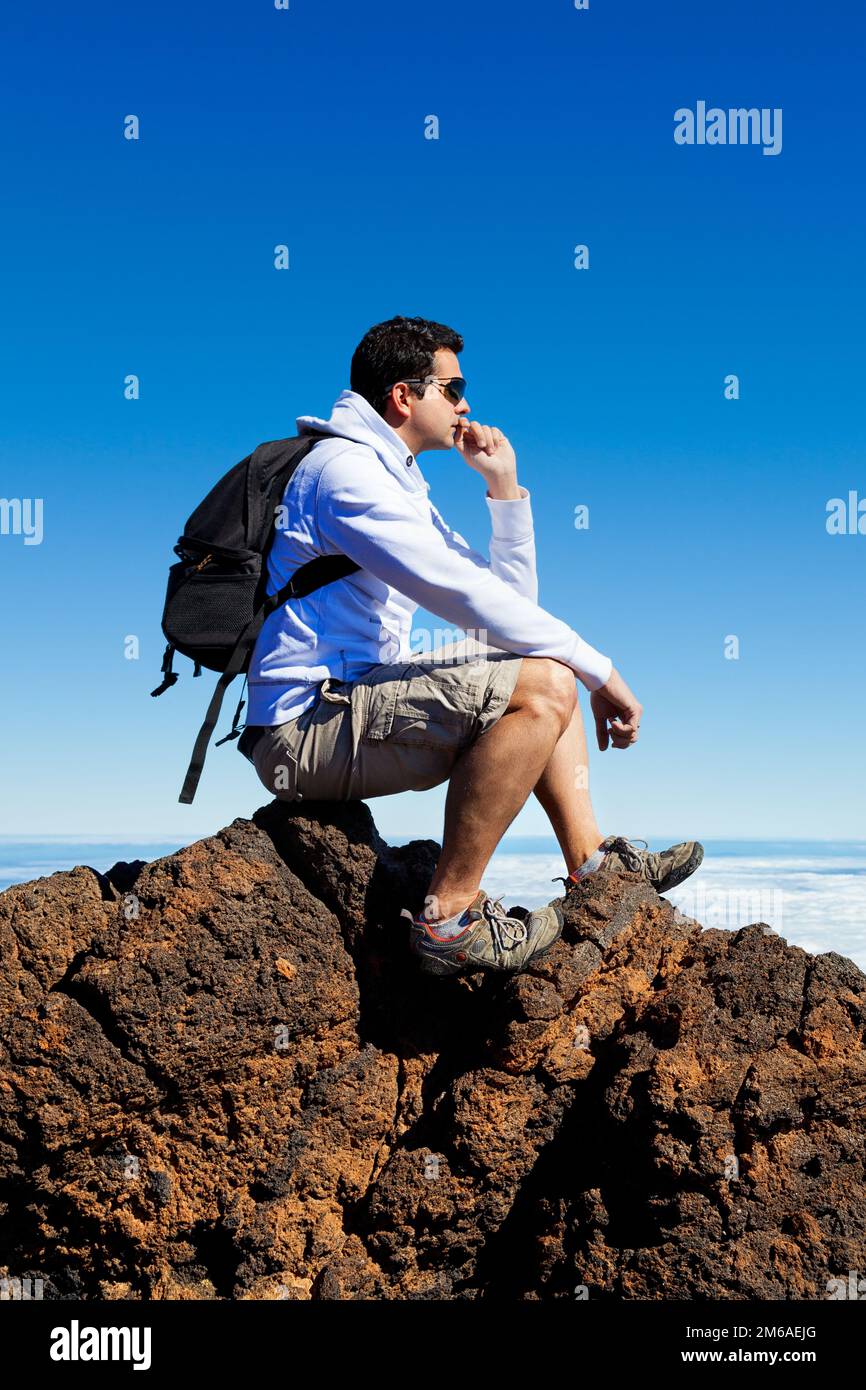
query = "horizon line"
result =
(0, 833, 864, 846)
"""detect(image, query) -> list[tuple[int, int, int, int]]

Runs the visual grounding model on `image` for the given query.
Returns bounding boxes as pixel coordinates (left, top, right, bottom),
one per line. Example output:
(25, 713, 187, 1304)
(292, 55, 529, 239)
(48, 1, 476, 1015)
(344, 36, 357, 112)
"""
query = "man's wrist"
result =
(485, 476, 524, 501)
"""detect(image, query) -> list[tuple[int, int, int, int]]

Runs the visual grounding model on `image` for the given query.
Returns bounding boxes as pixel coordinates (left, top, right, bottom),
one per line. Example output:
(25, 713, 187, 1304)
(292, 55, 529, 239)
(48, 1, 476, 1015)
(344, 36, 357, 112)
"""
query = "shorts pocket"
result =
(255, 732, 302, 801)
(361, 664, 470, 750)
(360, 669, 403, 741)
(389, 702, 467, 751)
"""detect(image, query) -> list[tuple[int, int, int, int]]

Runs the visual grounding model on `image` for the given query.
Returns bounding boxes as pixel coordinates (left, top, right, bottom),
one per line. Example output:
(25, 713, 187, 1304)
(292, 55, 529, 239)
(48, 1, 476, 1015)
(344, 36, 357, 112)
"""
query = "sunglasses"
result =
(395, 375, 468, 406)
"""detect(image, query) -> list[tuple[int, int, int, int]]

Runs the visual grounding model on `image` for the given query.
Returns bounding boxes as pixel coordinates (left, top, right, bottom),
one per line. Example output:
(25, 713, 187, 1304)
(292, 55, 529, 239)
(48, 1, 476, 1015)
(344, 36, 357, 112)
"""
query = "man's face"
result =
(393, 347, 470, 452)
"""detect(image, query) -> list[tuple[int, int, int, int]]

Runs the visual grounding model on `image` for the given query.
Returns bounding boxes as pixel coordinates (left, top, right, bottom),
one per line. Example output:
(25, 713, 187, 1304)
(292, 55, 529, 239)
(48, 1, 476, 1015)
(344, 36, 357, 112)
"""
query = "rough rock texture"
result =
(1, 800, 864, 1301)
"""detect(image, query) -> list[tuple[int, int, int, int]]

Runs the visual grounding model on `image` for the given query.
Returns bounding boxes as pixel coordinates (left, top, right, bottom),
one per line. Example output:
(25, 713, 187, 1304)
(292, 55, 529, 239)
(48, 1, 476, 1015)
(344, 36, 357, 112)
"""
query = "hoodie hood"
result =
(296, 389, 431, 496)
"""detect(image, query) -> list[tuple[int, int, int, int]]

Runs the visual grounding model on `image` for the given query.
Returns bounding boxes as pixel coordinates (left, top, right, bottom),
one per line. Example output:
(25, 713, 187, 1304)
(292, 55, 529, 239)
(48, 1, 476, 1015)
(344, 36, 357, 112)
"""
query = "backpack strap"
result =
(150, 643, 178, 697)
(177, 553, 360, 804)
(213, 679, 249, 748)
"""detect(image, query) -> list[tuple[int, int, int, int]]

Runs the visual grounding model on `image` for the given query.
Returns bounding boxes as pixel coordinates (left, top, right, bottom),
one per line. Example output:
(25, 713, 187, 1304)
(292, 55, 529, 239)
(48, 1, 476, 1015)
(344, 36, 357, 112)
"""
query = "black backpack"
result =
(152, 431, 360, 804)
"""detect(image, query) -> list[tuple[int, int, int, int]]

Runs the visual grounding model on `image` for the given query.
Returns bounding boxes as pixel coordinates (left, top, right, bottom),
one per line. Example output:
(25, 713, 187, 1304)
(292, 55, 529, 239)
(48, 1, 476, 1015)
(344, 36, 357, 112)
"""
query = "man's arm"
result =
(454, 418, 542, 599)
(313, 449, 613, 691)
(428, 487, 539, 604)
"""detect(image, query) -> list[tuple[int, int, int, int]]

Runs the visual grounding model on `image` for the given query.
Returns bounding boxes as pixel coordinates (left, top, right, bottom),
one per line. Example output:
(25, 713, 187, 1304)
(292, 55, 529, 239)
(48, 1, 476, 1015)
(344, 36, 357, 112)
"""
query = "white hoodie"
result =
(245, 390, 612, 726)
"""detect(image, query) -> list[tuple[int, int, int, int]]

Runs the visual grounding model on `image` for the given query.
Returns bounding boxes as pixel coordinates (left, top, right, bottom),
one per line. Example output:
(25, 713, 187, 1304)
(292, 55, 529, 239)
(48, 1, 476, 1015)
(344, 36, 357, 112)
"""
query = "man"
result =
(239, 315, 703, 978)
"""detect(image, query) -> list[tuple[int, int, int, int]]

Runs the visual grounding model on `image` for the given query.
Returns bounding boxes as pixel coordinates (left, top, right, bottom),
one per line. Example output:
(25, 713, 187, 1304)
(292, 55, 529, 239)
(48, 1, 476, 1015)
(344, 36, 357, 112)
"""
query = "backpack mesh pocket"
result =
(164, 571, 260, 650)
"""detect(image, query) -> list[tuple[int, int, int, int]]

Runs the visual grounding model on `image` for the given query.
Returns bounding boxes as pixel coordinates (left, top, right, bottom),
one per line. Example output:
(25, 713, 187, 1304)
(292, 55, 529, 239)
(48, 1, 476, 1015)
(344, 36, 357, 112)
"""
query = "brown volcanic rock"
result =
(1, 802, 864, 1301)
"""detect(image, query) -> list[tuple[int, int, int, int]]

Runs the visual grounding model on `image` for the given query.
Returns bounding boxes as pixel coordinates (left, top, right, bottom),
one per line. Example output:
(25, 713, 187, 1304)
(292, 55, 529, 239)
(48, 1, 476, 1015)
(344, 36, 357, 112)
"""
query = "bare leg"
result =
(532, 689, 604, 877)
(425, 658, 599, 921)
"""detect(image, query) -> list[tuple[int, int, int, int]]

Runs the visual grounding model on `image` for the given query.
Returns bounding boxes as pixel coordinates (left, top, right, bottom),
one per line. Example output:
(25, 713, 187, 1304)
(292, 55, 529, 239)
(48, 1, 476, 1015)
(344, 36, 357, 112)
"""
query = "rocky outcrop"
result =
(1, 801, 864, 1300)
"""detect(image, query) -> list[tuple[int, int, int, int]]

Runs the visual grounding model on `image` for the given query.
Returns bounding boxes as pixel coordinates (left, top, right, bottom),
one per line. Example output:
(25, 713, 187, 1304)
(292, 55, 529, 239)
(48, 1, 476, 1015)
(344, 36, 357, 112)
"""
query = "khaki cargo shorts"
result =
(240, 642, 524, 803)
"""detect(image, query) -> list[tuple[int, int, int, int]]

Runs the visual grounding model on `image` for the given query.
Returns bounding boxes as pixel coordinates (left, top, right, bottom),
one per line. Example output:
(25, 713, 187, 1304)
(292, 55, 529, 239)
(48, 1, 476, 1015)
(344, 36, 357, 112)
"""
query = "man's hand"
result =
(454, 420, 520, 498)
(590, 667, 643, 750)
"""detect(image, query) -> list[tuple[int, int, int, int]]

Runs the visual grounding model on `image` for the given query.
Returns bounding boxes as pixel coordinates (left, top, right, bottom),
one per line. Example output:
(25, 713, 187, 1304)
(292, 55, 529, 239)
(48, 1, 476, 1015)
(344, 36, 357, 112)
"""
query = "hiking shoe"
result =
(552, 836, 704, 896)
(400, 890, 564, 979)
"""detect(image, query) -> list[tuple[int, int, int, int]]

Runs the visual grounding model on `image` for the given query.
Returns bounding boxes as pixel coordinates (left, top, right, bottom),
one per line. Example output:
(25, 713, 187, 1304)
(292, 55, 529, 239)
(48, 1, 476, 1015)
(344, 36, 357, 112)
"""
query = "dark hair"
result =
(350, 315, 464, 418)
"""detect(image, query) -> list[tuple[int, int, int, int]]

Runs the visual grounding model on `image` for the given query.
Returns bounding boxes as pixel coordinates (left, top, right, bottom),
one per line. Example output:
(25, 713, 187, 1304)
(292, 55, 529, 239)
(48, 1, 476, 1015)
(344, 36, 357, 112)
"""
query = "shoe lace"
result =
(481, 894, 528, 957)
(550, 838, 652, 886)
(607, 837, 650, 874)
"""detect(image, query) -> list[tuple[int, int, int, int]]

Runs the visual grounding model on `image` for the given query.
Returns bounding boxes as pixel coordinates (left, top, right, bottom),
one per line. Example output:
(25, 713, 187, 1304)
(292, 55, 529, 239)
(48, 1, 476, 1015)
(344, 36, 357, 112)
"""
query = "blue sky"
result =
(1, 0, 863, 845)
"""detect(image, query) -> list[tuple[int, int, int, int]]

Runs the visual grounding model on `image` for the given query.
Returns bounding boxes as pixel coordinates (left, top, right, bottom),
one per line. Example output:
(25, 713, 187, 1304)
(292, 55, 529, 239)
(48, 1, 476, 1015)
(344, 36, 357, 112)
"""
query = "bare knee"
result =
(510, 657, 577, 731)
